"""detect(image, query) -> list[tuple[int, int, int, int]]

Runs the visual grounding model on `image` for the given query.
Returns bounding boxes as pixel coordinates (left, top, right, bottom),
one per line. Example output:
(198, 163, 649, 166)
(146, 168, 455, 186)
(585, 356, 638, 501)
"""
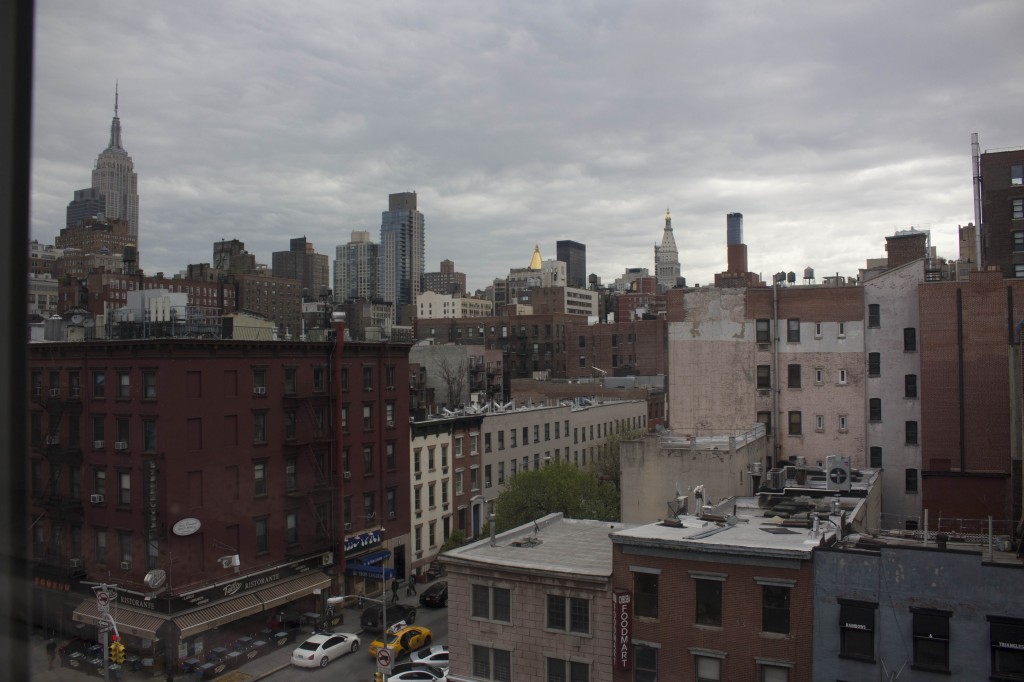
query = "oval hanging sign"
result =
(172, 518, 202, 536)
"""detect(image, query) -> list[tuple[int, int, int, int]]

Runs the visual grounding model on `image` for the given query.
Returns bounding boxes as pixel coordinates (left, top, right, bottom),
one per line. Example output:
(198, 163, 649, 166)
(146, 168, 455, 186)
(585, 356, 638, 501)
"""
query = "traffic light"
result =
(109, 637, 126, 664)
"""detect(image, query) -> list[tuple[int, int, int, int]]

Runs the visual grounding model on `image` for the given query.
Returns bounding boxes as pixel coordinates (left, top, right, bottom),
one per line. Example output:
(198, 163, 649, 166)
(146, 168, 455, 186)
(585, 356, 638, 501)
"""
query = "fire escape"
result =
(282, 391, 336, 559)
(31, 379, 85, 579)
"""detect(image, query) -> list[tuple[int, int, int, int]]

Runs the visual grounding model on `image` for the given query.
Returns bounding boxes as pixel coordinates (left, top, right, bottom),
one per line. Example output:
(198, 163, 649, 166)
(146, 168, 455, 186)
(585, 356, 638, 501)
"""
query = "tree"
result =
(493, 460, 619, 532)
(434, 347, 467, 408)
(588, 428, 647, 491)
(439, 528, 465, 553)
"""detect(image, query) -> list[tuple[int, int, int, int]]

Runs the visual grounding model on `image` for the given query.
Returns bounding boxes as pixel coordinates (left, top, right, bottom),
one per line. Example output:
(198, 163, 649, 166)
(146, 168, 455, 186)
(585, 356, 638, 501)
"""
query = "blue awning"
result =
(346, 564, 395, 580)
(353, 549, 391, 565)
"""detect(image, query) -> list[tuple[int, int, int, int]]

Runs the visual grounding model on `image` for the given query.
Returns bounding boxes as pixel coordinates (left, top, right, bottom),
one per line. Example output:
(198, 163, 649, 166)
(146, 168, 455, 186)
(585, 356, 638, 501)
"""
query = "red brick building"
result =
(28, 321, 411, 672)
(565, 318, 667, 379)
(918, 270, 1024, 523)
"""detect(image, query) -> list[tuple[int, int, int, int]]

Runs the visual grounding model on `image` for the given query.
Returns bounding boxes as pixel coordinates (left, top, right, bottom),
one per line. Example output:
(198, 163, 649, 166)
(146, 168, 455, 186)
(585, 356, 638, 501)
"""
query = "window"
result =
(95, 528, 107, 565)
(788, 411, 802, 436)
(534, 425, 540, 443)
(756, 318, 771, 344)
(695, 655, 720, 682)
(787, 364, 800, 389)
(387, 488, 397, 519)
(414, 487, 422, 512)
(285, 367, 297, 394)
(761, 664, 790, 682)
(143, 371, 156, 399)
(363, 492, 375, 523)
(472, 645, 512, 682)
(904, 327, 917, 352)
(838, 321, 846, 337)
(341, 405, 348, 432)
(386, 364, 395, 388)
(283, 410, 297, 440)
(869, 398, 881, 422)
(485, 464, 492, 488)
(117, 371, 130, 399)
(813, 367, 823, 385)
(117, 470, 131, 506)
(868, 352, 880, 377)
(252, 368, 266, 394)
(546, 594, 590, 634)
(787, 318, 800, 343)
(815, 415, 825, 432)
(869, 446, 882, 468)
(1014, 198, 1024, 220)
(1016, 264, 1024, 279)
(578, 355, 586, 368)
(286, 512, 298, 544)
(498, 461, 505, 484)
(253, 412, 266, 443)
(119, 532, 132, 565)
(386, 402, 395, 426)
(544, 423, 550, 441)
(455, 437, 463, 457)
(633, 570, 658, 618)
(1013, 164, 1024, 186)
(762, 585, 791, 634)
(906, 420, 919, 445)
(93, 416, 105, 443)
(868, 303, 880, 328)
(912, 608, 950, 672)
(414, 448, 422, 474)
(363, 445, 374, 473)
(695, 578, 723, 627)
(254, 461, 267, 495)
(635, 645, 657, 682)
(472, 584, 511, 622)
(470, 466, 479, 491)
(363, 404, 372, 430)
(1015, 231, 1024, 252)
(497, 431, 504, 450)
(838, 368, 848, 385)
(285, 458, 297, 490)
(905, 468, 918, 493)
(989, 616, 1024, 680)
(313, 367, 325, 392)
(93, 468, 106, 496)
(839, 600, 876, 661)
(92, 370, 105, 397)
(546, 657, 588, 682)
(905, 374, 918, 398)
(428, 482, 435, 508)
(363, 365, 373, 390)
(757, 365, 771, 390)
(756, 411, 772, 436)
(142, 420, 157, 452)
(814, 322, 822, 337)
(255, 518, 269, 553)
(386, 442, 396, 470)
(510, 429, 517, 448)
(839, 415, 848, 432)
(455, 470, 464, 495)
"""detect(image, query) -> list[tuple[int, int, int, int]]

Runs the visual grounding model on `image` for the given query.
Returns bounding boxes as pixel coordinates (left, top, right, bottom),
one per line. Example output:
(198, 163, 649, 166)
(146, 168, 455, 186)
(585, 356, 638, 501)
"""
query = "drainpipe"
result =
(771, 282, 780, 465)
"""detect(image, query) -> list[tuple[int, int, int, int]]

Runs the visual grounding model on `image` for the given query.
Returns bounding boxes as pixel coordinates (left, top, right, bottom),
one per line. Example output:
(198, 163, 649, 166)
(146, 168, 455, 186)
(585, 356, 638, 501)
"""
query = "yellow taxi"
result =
(367, 624, 433, 659)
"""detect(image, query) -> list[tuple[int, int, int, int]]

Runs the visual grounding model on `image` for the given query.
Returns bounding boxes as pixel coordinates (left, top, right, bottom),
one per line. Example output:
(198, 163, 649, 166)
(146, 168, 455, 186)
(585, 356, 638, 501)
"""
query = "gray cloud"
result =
(32, 0, 1024, 291)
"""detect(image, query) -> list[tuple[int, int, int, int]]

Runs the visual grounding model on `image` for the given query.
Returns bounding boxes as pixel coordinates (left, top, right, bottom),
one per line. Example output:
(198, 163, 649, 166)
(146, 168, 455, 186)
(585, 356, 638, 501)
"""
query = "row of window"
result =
(577, 333, 635, 348)
(755, 319, 849, 344)
(778, 409, 919, 444)
(631, 646, 791, 682)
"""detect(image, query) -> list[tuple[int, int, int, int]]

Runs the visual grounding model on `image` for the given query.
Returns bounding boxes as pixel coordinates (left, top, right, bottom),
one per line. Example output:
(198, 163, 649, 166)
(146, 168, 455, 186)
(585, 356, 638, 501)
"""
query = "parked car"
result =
(360, 602, 417, 632)
(410, 644, 449, 672)
(367, 625, 432, 659)
(418, 581, 448, 607)
(387, 666, 448, 681)
(290, 630, 360, 668)
(56, 638, 98, 670)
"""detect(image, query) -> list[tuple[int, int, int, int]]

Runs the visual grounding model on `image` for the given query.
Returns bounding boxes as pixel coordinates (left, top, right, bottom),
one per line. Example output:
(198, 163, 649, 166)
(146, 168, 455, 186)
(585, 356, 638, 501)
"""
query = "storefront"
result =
(344, 530, 395, 597)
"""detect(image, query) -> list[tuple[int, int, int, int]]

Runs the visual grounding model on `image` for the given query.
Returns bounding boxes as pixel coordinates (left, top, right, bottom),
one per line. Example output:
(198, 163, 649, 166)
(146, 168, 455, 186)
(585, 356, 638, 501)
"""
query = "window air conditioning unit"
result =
(90, 494, 104, 504)
(253, 387, 266, 395)
(343, 471, 351, 480)
(389, 511, 396, 519)
(49, 388, 61, 397)
(114, 442, 128, 451)
(120, 561, 132, 570)
(45, 435, 60, 445)
(386, 420, 395, 428)
(344, 522, 352, 531)
(93, 440, 104, 449)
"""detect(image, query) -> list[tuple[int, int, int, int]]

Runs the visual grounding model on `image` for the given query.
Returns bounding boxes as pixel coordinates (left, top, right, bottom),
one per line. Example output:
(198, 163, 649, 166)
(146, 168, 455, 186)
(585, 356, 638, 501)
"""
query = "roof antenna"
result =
(115, 81, 119, 117)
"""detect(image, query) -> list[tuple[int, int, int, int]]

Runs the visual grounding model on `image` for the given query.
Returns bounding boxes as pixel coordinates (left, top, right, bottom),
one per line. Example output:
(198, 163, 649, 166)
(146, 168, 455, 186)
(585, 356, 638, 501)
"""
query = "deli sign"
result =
(613, 588, 632, 671)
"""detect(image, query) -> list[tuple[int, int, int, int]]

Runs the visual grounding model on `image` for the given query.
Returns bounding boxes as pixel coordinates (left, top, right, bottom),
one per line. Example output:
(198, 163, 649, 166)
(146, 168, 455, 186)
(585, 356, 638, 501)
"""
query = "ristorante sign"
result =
(613, 589, 632, 671)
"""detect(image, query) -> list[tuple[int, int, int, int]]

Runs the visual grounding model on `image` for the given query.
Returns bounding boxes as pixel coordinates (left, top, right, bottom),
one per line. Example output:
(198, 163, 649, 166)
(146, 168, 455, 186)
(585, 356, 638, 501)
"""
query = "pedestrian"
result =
(406, 577, 416, 596)
(390, 578, 399, 604)
(46, 636, 57, 670)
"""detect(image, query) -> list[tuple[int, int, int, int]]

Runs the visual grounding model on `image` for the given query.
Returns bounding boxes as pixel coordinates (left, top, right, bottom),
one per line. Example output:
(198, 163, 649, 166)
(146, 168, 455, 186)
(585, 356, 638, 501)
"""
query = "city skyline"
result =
(30, 1, 1024, 291)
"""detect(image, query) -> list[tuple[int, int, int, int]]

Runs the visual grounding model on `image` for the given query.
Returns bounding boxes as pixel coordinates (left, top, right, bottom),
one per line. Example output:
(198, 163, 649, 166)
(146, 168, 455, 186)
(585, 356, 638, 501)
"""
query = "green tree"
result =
(439, 528, 465, 553)
(588, 428, 647, 490)
(493, 460, 620, 532)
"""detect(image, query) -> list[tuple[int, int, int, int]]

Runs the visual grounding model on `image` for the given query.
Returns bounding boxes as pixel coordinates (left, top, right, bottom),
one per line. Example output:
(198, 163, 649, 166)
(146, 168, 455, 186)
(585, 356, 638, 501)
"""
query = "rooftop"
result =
(443, 513, 633, 578)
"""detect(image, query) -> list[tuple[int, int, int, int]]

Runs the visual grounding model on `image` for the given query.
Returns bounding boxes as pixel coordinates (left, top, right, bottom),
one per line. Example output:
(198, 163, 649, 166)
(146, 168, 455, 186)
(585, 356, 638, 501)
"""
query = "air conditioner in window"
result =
(344, 522, 352, 531)
(45, 435, 60, 445)
(388, 511, 396, 519)
(90, 494, 104, 504)
(49, 388, 61, 397)
(120, 561, 132, 570)
(366, 512, 376, 520)
(70, 558, 82, 569)
(253, 387, 266, 396)
(343, 471, 351, 480)
(386, 420, 395, 428)
(93, 440, 104, 449)
(114, 442, 128, 451)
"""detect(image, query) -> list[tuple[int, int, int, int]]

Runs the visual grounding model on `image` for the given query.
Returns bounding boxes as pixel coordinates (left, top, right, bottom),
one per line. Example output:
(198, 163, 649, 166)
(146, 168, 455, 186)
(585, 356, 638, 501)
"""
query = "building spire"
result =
(107, 82, 123, 151)
(665, 207, 672, 230)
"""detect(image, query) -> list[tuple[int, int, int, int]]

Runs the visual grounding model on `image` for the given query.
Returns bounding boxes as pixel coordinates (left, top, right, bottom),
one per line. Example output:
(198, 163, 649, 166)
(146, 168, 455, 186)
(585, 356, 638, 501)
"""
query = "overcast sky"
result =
(31, 1, 1024, 292)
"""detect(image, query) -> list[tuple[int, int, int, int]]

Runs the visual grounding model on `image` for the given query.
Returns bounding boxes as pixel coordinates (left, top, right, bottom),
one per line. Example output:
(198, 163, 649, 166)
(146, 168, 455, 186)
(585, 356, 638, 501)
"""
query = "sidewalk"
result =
(29, 577, 443, 681)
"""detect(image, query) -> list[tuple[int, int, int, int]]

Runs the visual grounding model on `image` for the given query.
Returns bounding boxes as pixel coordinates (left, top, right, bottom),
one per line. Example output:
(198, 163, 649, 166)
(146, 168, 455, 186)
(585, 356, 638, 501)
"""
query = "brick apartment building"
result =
(565, 318, 667, 379)
(978, 145, 1024, 278)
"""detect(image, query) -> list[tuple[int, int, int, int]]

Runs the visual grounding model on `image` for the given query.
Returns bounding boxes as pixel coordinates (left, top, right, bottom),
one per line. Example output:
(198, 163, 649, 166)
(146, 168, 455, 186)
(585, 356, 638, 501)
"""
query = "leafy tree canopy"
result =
(493, 460, 620, 532)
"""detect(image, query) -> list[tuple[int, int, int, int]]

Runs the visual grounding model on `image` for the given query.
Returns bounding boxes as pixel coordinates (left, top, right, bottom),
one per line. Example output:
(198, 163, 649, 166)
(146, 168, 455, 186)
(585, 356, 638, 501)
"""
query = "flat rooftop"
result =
(443, 513, 633, 577)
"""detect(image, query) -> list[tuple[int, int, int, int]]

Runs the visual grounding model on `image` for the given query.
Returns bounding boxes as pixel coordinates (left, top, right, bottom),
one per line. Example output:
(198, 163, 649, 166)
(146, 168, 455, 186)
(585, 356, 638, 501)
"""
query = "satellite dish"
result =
(144, 569, 167, 590)
(71, 314, 84, 324)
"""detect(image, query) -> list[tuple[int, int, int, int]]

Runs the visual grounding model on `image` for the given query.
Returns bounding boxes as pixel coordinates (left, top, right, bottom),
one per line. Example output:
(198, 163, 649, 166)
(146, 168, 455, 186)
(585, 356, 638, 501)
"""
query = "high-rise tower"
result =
(91, 86, 139, 245)
(335, 231, 380, 300)
(556, 240, 587, 288)
(380, 192, 425, 324)
(655, 209, 681, 292)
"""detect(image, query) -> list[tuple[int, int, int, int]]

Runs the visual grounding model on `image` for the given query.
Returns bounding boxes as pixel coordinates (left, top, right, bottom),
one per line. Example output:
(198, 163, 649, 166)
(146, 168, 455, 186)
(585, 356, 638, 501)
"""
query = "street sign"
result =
(97, 621, 111, 634)
(376, 648, 393, 670)
(96, 590, 110, 611)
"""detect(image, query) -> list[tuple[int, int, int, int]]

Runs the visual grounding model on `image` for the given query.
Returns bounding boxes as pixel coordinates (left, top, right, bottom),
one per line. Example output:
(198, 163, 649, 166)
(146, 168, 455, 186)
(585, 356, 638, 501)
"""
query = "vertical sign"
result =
(613, 588, 632, 671)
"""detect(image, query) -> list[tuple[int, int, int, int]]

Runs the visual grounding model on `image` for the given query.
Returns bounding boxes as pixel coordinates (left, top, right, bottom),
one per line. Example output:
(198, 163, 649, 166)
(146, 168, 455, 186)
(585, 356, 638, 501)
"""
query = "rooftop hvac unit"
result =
(90, 494, 104, 504)
(826, 455, 852, 492)
(767, 468, 785, 490)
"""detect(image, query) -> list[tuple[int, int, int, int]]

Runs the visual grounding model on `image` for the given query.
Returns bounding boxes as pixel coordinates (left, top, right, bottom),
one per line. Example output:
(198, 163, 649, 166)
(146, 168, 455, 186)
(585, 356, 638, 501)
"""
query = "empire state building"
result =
(91, 87, 139, 244)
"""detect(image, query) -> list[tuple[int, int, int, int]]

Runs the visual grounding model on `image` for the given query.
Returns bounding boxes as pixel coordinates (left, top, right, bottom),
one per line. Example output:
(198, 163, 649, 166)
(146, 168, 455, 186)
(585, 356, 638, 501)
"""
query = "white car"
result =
(409, 645, 449, 672)
(290, 630, 360, 668)
(387, 667, 448, 681)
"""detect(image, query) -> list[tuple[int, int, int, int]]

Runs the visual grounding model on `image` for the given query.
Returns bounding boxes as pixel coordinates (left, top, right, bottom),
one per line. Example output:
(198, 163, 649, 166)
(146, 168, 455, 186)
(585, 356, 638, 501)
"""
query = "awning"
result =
(352, 550, 391, 565)
(173, 594, 263, 639)
(255, 572, 332, 611)
(72, 599, 167, 639)
(345, 564, 396, 580)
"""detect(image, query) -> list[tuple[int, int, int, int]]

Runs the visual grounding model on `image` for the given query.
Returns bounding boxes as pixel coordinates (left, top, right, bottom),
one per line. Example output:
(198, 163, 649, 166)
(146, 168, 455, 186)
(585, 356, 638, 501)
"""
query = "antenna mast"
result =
(971, 133, 984, 268)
